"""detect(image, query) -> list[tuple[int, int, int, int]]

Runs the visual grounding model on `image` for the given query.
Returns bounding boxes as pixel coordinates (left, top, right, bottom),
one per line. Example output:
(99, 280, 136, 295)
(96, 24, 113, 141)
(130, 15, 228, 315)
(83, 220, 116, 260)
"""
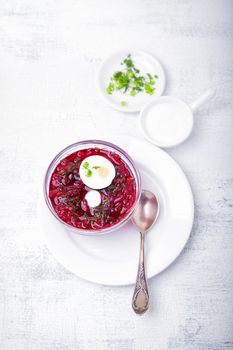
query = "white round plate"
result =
(97, 50, 166, 113)
(39, 138, 194, 286)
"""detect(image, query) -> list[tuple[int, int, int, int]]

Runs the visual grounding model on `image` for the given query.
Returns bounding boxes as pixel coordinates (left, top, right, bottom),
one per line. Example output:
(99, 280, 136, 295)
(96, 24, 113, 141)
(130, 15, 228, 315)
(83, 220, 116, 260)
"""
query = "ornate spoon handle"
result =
(132, 231, 149, 315)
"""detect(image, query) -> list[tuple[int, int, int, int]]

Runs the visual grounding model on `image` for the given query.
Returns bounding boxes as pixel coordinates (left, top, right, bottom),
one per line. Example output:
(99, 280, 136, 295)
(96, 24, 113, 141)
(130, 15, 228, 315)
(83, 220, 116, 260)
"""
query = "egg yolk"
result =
(98, 166, 110, 178)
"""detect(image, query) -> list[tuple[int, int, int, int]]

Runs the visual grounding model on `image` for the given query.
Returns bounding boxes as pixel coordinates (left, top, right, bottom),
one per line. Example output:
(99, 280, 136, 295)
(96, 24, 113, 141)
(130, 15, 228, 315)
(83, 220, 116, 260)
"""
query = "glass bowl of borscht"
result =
(44, 140, 141, 235)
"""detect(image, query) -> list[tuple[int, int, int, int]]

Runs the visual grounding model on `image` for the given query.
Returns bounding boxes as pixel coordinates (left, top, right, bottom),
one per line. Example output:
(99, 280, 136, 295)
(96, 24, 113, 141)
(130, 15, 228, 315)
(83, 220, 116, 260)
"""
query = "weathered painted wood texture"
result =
(0, 0, 233, 349)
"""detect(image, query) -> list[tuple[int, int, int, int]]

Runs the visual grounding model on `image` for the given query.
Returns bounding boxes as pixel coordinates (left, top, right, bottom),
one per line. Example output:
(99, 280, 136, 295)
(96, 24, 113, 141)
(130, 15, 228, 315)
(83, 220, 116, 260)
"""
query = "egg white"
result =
(85, 190, 101, 207)
(80, 155, 116, 189)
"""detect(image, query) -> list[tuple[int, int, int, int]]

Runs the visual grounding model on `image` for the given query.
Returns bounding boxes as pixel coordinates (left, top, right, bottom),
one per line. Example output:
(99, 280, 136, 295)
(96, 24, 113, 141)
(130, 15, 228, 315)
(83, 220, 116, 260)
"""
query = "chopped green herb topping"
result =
(106, 54, 158, 97)
(83, 162, 89, 169)
(85, 169, 92, 177)
(106, 82, 115, 95)
(82, 162, 92, 177)
(82, 162, 101, 177)
(121, 101, 127, 107)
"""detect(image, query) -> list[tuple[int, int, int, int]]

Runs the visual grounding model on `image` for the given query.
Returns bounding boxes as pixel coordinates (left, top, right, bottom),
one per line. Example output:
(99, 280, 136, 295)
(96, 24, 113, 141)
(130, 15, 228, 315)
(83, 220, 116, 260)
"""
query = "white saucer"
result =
(97, 50, 166, 113)
(39, 138, 194, 286)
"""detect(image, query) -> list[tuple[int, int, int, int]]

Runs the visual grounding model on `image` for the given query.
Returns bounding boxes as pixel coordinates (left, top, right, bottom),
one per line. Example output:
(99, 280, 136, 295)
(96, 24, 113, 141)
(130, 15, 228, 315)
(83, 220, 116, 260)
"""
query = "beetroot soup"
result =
(48, 148, 137, 230)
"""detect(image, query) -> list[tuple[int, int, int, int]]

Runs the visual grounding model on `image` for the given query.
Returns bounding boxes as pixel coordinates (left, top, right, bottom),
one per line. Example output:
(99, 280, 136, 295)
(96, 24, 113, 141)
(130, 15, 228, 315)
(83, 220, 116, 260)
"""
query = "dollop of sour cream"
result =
(79, 155, 116, 190)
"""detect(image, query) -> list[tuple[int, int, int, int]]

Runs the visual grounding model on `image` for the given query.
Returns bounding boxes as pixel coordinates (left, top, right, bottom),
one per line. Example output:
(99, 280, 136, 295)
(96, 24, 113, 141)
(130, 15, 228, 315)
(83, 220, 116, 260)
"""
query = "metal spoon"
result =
(131, 190, 159, 315)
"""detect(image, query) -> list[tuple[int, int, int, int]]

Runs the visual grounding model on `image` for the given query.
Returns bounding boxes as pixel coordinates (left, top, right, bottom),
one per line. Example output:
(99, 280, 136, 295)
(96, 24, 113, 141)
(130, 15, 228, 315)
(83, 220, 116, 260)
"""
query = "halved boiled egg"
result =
(79, 155, 116, 189)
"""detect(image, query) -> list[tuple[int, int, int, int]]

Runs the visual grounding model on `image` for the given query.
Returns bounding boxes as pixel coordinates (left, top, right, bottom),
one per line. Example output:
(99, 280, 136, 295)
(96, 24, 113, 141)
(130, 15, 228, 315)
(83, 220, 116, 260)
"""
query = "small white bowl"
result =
(139, 96, 194, 148)
(97, 49, 166, 113)
(139, 89, 215, 148)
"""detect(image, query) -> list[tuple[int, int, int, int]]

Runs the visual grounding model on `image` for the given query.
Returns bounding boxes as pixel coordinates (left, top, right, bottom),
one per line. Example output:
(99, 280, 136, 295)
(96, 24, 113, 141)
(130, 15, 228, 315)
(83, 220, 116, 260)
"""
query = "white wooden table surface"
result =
(1, 0, 233, 349)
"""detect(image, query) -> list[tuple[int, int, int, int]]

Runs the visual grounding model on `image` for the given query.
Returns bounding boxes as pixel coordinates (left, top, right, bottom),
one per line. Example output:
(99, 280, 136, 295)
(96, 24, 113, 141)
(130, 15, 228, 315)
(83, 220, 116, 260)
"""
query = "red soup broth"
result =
(48, 148, 137, 230)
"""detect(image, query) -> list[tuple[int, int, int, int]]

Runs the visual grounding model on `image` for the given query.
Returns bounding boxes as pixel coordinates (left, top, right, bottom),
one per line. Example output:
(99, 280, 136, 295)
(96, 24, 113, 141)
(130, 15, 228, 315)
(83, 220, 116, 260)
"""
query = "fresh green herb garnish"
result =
(121, 101, 127, 107)
(106, 54, 159, 98)
(107, 184, 117, 193)
(106, 83, 115, 95)
(82, 162, 92, 177)
(83, 162, 89, 169)
(86, 169, 92, 177)
(82, 162, 101, 177)
(145, 83, 155, 95)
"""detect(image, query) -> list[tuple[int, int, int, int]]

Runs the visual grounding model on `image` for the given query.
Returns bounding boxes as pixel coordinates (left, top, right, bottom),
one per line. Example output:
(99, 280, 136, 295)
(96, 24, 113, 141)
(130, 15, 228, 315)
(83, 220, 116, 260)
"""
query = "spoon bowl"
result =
(132, 190, 159, 232)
